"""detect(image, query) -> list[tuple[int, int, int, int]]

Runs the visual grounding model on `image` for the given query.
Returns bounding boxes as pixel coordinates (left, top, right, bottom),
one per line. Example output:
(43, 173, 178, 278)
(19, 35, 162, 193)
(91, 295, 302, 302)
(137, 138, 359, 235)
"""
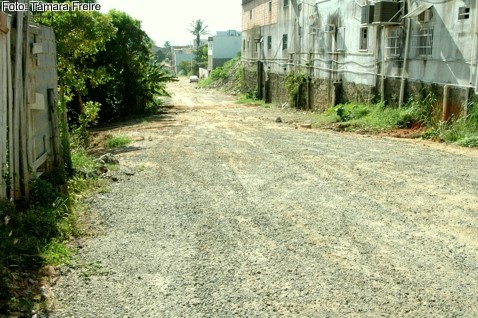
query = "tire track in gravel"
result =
(49, 79, 478, 317)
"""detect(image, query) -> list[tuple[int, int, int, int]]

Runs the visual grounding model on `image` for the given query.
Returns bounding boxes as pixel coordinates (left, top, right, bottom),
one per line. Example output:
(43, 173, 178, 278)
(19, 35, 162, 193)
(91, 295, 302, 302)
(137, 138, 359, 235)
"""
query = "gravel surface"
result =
(48, 79, 478, 317)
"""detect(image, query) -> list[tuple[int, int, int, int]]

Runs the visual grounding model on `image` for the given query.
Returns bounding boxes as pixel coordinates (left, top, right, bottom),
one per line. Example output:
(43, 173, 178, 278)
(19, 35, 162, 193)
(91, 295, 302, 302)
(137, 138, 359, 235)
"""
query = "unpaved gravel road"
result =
(50, 78, 478, 317)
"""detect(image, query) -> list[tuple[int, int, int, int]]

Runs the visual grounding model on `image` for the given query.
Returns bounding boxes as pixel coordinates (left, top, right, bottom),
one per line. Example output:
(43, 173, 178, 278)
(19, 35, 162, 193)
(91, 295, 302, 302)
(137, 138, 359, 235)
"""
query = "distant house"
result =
(207, 30, 242, 70)
(171, 46, 193, 75)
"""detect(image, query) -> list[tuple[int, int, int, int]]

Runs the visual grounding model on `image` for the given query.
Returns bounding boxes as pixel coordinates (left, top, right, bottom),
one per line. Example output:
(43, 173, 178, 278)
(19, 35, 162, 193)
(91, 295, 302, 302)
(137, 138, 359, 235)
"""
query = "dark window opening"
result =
(360, 27, 368, 51)
(459, 7, 470, 20)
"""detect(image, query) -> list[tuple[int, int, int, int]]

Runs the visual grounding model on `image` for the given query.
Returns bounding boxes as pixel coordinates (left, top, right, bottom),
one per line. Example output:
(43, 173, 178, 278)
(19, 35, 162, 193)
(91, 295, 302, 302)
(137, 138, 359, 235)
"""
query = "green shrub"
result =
(210, 67, 228, 81)
(1, 147, 103, 314)
(29, 178, 59, 207)
(284, 71, 308, 107)
(105, 135, 132, 148)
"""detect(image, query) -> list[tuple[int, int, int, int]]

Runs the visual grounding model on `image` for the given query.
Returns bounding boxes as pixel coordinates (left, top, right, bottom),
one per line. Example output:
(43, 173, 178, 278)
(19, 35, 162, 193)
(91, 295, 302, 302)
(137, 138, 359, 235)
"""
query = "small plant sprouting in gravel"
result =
(105, 135, 133, 148)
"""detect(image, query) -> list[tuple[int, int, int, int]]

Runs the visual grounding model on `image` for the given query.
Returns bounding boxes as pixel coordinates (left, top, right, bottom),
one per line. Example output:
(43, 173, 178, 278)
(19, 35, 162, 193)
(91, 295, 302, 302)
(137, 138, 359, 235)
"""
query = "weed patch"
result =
(312, 93, 478, 148)
(0, 183, 72, 315)
(237, 91, 269, 107)
(105, 135, 132, 148)
(1, 148, 106, 315)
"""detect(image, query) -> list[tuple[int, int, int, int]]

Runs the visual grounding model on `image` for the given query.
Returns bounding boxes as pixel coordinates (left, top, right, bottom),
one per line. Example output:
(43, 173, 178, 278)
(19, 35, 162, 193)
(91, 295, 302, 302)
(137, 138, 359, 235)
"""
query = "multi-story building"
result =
(171, 46, 193, 75)
(207, 30, 242, 70)
(242, 0, 477, 116)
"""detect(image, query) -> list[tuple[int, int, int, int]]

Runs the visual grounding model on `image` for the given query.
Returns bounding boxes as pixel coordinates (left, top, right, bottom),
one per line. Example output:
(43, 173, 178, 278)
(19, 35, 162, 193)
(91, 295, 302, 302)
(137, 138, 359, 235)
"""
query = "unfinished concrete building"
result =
(241, 0, 477, 116)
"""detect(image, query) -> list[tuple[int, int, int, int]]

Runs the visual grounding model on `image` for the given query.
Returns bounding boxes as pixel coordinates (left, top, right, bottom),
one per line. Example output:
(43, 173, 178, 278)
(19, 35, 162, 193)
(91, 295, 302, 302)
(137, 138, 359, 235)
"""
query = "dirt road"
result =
(50, 78, 478, 317)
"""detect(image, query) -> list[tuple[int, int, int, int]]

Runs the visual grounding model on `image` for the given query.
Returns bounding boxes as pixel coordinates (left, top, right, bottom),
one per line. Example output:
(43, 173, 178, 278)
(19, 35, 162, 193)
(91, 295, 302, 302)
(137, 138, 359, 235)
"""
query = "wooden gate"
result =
(0, 11, 64, 202)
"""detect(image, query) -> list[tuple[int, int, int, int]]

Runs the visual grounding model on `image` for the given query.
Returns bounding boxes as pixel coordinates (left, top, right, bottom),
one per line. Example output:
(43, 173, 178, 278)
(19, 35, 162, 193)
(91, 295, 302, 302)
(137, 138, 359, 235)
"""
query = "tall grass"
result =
(436, 102, 478, 146)
(105, 134, 132, 148)
(315, 93, 478, 148)
(0, 147, 109, 314)
(0, 178, 73, 314)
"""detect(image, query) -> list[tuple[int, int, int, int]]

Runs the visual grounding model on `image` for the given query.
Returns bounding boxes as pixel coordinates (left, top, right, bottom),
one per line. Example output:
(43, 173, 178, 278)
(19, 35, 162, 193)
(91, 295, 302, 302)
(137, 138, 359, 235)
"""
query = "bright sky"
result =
(98, 0, 243, 47)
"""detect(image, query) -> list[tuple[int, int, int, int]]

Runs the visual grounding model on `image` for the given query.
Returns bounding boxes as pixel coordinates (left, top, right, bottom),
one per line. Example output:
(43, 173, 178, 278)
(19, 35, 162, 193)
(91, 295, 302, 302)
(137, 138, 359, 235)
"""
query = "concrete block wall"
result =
(341, 82, 377, 106)
(242, 62, 258, 93)
(310, 78, 335, 111)
(244, 58, 473, 120)
(267, 72, 288, 105)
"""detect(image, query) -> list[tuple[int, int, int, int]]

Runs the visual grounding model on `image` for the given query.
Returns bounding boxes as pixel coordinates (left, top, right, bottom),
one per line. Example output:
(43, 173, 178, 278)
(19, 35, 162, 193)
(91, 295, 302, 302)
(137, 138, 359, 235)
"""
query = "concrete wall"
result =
(405, 1, 476, 86)
(173, 48, 193, 74)
(208, 30, 242, 70)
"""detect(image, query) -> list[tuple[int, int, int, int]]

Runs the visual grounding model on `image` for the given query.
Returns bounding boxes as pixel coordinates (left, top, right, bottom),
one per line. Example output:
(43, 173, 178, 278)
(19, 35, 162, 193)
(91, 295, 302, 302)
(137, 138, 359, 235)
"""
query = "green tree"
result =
(154, 49, 166, 63)
(89, 10, 177, 121)
(163, 41, 173, 61)
(188, 19, 208, 49)
(35, 5, 176, 130)
(34, 6, 116, 130)
(188, 20, 209, 74)
(191, 45, 208, 74)
(178, 60, 192, 75)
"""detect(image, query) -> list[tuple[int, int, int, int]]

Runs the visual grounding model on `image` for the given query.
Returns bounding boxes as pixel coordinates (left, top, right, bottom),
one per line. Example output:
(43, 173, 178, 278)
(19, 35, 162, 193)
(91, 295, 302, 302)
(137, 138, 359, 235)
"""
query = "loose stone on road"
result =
(50, 79, 478, 317)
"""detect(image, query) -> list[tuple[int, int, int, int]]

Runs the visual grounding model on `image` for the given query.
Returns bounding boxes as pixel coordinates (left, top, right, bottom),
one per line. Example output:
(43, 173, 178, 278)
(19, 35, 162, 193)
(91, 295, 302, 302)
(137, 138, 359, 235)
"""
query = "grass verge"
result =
(308, 95, 478, 147)
(0, 147, 110, 316)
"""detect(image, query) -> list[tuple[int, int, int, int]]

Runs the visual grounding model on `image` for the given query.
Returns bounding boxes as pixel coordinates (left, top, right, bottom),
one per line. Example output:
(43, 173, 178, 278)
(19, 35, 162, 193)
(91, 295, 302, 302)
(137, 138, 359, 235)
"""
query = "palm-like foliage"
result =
(188, 19, 209, 48)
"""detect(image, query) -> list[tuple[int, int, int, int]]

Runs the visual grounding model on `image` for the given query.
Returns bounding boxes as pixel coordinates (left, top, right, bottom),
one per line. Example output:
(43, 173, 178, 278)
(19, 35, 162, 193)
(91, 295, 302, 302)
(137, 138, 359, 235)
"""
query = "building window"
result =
(243, 40, 245, 51)
(386, 28, 401, 57)
(269, 1, 272, 12)
(284, 0, 289, 7)
(250, 10, 253, 20)
(282, 34, 288, 50)
(336, 27, 346, 52)
(267, 36, 272, 50)
(413, 25, 434, 57)
(458, 7, 470, 20)
(359, 27, 368, 51)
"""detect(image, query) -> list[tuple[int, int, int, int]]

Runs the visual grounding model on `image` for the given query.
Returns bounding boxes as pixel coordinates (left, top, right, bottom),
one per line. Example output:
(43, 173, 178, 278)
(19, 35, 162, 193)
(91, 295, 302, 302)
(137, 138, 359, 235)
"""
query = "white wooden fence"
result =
(1, 10, 65, 201)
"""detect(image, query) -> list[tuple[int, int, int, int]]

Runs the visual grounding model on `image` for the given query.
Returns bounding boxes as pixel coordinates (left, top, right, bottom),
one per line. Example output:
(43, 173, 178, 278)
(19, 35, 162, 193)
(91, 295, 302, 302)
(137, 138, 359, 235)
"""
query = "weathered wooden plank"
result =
(0, 23, 7, 200)
(0, 12, 8, 34)
(21, 8, 31, 198)
(7, 14, 13, 200)
(31, 152, 47, 173)
(48, 88, 66, 184)
(12, 10, 23, 200)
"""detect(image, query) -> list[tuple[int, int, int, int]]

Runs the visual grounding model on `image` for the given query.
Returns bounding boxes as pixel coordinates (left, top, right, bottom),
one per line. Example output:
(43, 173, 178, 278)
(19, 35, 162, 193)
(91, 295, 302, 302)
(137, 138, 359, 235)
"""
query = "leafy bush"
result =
(1, 145, 108, 314)
(210, 67, 228, 81)
(334, 104, 370, 122)
(71, 149, 100, 173)
(314, 92, 478, 148)
(284, 71, 308, 108)
(29, 178, 59, 208)
(456, 136, 478, 147)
